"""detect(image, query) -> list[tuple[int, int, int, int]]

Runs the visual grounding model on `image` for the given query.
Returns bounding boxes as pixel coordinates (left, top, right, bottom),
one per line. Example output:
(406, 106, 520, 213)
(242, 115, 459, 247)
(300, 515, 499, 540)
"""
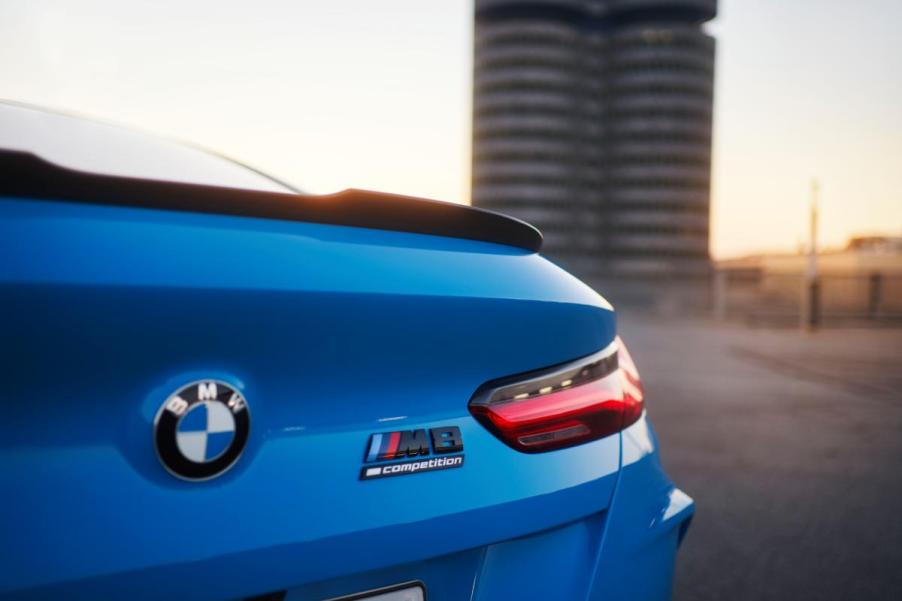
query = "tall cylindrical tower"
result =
(604, 1, 716, 290)
(472, 0, 717, 307)
(473, 0, 604, 278)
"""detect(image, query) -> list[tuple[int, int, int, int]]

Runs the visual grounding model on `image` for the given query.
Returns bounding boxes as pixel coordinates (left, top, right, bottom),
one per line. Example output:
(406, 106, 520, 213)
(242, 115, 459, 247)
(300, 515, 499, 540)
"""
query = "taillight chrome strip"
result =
(469, 339, 620, 409)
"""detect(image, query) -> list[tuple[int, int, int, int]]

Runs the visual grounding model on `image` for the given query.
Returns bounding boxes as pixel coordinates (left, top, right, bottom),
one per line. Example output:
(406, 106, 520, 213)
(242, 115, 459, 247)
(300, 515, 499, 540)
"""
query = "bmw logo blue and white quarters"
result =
(154, 380, 251, 481)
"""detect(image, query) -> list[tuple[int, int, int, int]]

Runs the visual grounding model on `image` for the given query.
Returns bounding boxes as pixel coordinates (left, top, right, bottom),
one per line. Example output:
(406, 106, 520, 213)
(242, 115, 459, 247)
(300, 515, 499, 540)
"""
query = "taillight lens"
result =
(468, 336, 644, 453)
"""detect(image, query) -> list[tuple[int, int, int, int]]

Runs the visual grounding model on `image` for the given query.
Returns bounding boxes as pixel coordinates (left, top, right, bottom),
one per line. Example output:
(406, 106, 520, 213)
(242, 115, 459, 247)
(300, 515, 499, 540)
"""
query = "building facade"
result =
(472, 0, 717, 307)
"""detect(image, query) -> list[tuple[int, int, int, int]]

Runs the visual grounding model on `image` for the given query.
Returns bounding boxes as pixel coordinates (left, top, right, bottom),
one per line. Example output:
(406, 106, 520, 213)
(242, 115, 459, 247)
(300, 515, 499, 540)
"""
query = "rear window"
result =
(0, 102, 295, 193)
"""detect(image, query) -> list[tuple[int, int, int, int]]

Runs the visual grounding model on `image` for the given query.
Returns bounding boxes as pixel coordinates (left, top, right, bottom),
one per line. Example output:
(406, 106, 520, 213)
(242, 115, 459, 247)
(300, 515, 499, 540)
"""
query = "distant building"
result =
(715, 236, 902, 321)
(846, 235, 902, 255)
(718, 236, 902, 276)
(472, 0, 717, 308)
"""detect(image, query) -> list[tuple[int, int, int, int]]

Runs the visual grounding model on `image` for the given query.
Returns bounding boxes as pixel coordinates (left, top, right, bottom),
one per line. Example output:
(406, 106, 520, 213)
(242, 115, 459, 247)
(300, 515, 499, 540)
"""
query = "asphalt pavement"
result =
(617, 315, 902, 601)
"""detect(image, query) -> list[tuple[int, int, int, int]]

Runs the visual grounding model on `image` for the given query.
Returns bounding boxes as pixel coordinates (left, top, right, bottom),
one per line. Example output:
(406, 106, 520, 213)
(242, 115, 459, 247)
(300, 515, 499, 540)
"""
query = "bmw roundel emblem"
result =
(154, 380, 250, 481)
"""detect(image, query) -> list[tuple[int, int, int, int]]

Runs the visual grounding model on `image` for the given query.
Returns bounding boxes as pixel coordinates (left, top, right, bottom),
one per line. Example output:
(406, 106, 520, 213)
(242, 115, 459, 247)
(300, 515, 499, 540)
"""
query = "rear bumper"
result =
(280, 414, 694, 601)
(0, 415, 692, 601)
(589, 414, 695, 601)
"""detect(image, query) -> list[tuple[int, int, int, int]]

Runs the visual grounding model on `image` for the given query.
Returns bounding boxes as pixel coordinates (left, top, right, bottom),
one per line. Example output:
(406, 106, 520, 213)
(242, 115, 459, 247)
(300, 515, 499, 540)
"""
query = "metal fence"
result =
(712, 271, 902, 326)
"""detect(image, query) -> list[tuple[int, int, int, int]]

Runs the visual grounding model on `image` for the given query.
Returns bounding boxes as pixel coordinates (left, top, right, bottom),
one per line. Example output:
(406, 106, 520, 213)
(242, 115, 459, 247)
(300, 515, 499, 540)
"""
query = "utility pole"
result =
(802, 180, 820, 331)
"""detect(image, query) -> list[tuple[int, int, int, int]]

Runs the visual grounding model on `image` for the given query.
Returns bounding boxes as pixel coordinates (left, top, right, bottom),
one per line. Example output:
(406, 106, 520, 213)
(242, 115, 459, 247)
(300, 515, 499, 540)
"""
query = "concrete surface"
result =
(618, 315, 902, 601)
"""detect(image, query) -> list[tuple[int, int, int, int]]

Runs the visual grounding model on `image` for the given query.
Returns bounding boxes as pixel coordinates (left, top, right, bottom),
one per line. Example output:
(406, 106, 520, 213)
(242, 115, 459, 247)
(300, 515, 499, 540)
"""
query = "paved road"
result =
(618, 315, 902, 601)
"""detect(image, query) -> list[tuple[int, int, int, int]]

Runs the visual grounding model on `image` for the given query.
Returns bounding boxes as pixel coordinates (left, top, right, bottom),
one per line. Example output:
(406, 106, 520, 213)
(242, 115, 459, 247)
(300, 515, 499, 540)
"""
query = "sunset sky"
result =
(1, 0, 900, 258)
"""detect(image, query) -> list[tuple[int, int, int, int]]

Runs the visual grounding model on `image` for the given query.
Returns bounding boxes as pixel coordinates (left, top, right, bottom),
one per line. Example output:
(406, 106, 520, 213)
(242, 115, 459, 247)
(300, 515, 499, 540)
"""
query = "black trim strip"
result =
(0, 150, 543, 252)
(476, 2, 716, 28)
(324, 581, 426, 601)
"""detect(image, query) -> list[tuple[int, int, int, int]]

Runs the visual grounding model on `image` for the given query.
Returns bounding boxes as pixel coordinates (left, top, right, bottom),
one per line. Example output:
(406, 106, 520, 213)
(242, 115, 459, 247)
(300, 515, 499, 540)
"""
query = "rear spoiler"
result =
(0, 150, 543, 252)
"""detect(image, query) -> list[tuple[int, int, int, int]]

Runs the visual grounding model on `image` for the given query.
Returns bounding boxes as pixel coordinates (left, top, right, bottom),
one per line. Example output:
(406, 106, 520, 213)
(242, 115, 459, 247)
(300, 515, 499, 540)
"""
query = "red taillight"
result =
(468, 336, 644, 453)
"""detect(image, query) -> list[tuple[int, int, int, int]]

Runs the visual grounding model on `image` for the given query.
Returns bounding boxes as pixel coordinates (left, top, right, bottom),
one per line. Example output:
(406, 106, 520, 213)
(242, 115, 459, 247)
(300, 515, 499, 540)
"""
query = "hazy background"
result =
(2, 4, 901, 599)
(1, 0, 900, 258)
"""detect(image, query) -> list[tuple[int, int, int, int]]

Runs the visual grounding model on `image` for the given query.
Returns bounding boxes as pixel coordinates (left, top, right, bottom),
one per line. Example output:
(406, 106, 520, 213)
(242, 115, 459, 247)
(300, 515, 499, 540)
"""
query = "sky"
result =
(1, 0, 900, 258)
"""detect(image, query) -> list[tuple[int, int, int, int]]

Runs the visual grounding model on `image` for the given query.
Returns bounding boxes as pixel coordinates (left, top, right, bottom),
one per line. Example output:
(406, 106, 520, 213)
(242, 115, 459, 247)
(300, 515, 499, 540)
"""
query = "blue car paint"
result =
(0, 197, 692, 600)
(264, 414, 690, 601)
(590, 415, 696, 601)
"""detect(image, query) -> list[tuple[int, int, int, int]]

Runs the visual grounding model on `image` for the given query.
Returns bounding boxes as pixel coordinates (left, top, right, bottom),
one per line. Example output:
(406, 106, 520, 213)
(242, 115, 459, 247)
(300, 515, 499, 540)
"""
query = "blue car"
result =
(0, 102, 694, 601)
